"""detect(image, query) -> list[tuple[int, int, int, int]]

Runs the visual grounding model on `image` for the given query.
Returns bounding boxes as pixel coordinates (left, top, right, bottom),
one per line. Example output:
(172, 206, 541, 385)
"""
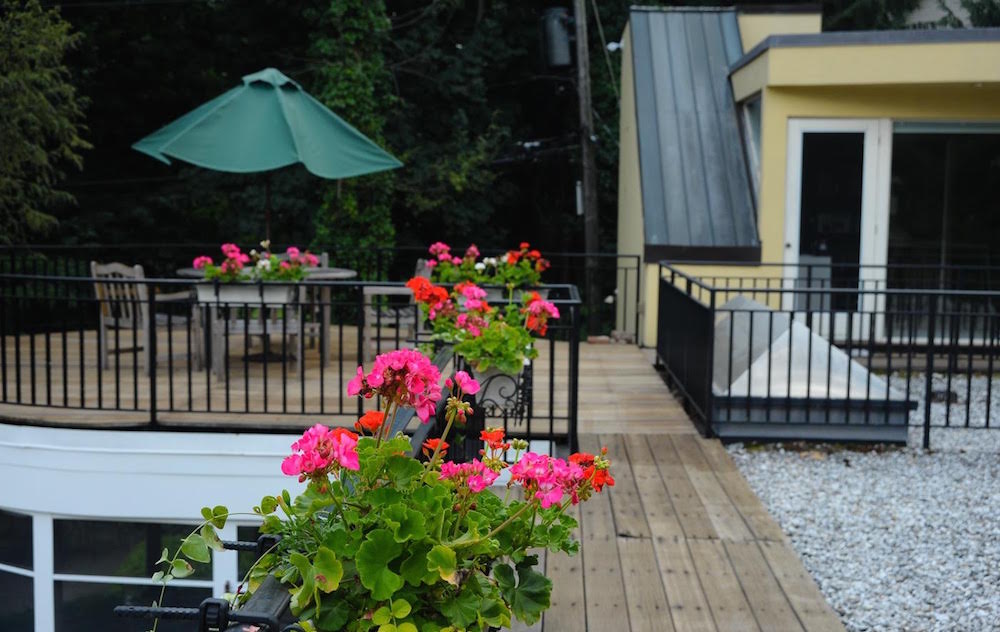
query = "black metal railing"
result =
(0, 273, 580, 450)
(657, 262, 1000, 448)
(0, 244, 640, 339)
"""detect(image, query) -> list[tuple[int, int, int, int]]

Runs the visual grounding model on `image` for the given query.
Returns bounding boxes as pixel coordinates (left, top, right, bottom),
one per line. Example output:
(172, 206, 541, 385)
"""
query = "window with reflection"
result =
(0, 570, 33, 629)
(0, 509, 32, 569)
(55, 581, 209, 632)
(54, 519, 211, 580)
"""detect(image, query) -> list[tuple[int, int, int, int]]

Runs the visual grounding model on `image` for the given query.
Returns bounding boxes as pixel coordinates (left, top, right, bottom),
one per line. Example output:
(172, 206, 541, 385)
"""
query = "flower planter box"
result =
(472, 359, 532, 421)
(195, 282, 294, 306)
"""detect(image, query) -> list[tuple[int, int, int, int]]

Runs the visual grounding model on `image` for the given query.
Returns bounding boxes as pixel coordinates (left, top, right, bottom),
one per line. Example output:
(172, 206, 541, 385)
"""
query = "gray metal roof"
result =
(629, 7, 759, 260)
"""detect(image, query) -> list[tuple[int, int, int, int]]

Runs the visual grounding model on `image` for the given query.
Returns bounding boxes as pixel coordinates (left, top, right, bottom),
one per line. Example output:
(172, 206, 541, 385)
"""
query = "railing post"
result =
(568, 302, 580, 454)
(148, 285, 157, 427)
(923, 292, 936, 450)
(705, 289, 716, 437)
(356, 284, 365, 418)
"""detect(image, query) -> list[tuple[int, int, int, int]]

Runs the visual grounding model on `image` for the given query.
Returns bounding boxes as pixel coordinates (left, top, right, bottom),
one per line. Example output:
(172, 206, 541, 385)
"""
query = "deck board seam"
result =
(645, 434, 722, 632)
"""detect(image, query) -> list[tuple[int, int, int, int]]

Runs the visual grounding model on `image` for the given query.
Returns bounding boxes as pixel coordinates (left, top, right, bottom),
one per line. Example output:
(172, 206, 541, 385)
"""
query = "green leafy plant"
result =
(152, 352, 614, 632)
(407, 276, 561, 376)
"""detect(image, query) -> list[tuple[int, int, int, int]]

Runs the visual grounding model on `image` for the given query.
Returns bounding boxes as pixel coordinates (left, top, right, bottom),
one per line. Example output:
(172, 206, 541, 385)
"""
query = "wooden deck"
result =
(1, 331, 843, 631)
(529, 433, 844, 632)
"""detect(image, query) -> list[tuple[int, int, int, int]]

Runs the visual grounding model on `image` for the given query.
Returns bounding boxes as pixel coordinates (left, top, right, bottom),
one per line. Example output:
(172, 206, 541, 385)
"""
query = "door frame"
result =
(783, 118, 893, 337)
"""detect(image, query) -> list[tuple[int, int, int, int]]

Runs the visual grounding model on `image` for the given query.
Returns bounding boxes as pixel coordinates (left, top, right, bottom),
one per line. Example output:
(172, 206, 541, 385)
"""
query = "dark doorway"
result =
(799, 132, 865, 309)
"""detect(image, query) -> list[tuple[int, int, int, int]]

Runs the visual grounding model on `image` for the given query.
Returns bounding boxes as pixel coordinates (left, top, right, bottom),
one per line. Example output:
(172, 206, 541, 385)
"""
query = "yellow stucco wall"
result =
(731, 41, 1000, 98)
(617, 26, 644, 341)
(756, 83, 1000, 268)
(737, 12, 822, 52)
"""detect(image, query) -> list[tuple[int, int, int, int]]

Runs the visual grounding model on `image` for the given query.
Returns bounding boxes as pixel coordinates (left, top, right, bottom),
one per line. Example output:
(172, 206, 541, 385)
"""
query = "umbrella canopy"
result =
(133, 68, 402, 178)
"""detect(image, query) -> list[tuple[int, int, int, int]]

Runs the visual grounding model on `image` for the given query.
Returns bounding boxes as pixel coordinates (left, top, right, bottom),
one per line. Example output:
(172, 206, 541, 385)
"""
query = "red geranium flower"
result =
(354, 410, 386, 434)
(422, 438, 449, 458)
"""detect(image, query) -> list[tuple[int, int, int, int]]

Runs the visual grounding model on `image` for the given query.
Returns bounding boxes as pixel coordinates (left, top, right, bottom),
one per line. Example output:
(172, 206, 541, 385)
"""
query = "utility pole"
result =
(573, 0, 600, 335)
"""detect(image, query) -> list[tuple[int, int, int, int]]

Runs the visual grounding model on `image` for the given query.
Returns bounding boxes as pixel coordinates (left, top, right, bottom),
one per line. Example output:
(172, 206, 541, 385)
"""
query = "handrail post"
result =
(147, 285, 157, 427)
(705, 288, 716, 437)
(923, 292, 936, 450)
(569, 301, 580, 453)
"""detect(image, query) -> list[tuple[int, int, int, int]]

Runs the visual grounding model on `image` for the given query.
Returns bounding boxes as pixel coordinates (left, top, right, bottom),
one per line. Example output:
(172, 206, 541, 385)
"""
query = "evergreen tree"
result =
(0, 0, 90, 244)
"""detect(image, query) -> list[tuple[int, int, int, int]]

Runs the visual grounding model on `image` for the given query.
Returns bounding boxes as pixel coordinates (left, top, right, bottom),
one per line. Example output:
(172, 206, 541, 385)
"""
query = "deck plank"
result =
(543, 504, 587, 632)
(599, 434, 651, 538)
(618, 536, 675, 632)
(725, 541, 805, 631)
(579, 435, 630, 630)
(688, 539, 759, 632)
(647, 435, 718, 540)
(758, 541, 844, 632)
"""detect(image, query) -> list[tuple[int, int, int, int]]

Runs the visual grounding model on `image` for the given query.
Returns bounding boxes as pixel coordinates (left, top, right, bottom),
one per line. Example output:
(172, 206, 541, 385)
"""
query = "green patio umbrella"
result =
(133, 67, 402, 240)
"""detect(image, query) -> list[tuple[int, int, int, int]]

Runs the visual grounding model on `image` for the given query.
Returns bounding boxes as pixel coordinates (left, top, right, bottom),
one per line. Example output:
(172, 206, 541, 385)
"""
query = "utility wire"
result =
(589, 0, 619, 101)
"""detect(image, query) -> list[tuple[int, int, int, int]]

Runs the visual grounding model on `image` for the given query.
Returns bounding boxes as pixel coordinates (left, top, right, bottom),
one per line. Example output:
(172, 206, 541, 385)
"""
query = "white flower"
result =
(485, 257, 498, 266)
(257, 259, 271, 271)
(474, 262, 486, 272)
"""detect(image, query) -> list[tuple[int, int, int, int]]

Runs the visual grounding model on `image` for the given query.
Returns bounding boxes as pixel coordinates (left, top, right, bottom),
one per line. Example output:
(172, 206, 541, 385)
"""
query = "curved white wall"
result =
(0, 423, 299, 521)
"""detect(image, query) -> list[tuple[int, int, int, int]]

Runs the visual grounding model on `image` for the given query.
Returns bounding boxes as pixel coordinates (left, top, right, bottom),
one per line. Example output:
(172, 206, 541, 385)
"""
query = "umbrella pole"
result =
(265, 172, 273, 243)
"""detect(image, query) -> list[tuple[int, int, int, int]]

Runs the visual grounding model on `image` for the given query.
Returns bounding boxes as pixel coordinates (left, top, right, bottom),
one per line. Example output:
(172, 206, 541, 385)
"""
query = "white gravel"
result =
(887, 373, 1000, 451)
(727, 444, 1000, 632)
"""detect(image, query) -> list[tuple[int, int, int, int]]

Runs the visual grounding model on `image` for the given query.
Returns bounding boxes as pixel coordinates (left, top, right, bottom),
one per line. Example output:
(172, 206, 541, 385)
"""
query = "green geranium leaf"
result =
(438, 586, 479, 629)
(170, 559, 194, 578)
(210, 505, 228, 528)
(155, 547, 169, 564)
(200, 506, 214, 524)
(313, 547, 343, 593)
(391, 598, 412, 618)
(288, 552, 316, 614)
(494, 564, 551, 626)
(372, 606, 392, 625)
(367, 487, 404, 507)
(400, 544, 438, 586)
(181, 534, 211, 563)
(357, 529, 404, 600)
(386, 455, 424, 487)
(259, 496, 278, 515)
(315, 600, 351, 631)
(426, 545, 457, 585)
(397, 623, 417, 632)
(322, 526, 360, 558)
(200, 524, 225, 552)
(384, 504, 427, 543)
(377, 624, 396, 632)
(479, 597, 512, 629)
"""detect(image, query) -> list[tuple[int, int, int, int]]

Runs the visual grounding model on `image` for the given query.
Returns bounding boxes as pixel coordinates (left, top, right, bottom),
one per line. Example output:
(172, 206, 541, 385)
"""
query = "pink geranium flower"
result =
(347, 350, 442, 423)
(280, 425, 359, 482)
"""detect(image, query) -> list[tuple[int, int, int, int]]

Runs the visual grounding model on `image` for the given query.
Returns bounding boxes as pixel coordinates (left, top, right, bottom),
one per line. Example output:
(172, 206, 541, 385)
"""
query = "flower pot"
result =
(472, 359, 530, 418)
(195, 282, 293, 306)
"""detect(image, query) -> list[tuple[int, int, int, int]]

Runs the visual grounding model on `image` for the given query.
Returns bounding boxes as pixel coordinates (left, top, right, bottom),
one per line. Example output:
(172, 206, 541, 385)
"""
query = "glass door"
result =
(783, 119, 892, 341)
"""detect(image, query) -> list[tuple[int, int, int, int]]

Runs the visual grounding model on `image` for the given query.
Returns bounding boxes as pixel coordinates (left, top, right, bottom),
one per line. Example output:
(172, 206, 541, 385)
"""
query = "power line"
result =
(589, 0, 619, 101)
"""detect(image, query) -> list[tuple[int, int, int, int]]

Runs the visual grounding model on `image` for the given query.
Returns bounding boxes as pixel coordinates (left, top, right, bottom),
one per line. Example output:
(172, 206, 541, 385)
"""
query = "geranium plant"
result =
(424, 242, 550, 301)
(193, 240, 320, 283)
(406, 278, 560, 375)
(150, 349, 612, 632)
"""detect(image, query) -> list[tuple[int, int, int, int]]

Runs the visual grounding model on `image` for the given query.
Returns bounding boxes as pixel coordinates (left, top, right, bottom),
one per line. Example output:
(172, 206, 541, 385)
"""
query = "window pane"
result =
(54, 520, 211, 580)
(55, 581, 209, 632)
(236, 525, 262, 580)
(0, 570, 33, 629)
(0, 509, 32, 569)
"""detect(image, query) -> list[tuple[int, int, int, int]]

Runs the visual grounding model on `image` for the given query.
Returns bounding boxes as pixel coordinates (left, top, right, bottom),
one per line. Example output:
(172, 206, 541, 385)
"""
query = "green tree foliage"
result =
(0, 0, 90, 244)
(307, 0, 397, 274)
(962, 0, 1000, 25)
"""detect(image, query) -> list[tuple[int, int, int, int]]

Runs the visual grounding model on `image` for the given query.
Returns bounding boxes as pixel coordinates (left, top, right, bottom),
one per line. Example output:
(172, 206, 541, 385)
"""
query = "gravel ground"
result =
(887, 373, 1000, 451)
(728, 444, 1000, 632)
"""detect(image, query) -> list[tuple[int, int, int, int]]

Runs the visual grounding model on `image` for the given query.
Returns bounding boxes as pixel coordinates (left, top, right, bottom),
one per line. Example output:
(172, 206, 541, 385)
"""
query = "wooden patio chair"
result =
(91, 261, 200, 375)
(361, 259, 429, 361)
